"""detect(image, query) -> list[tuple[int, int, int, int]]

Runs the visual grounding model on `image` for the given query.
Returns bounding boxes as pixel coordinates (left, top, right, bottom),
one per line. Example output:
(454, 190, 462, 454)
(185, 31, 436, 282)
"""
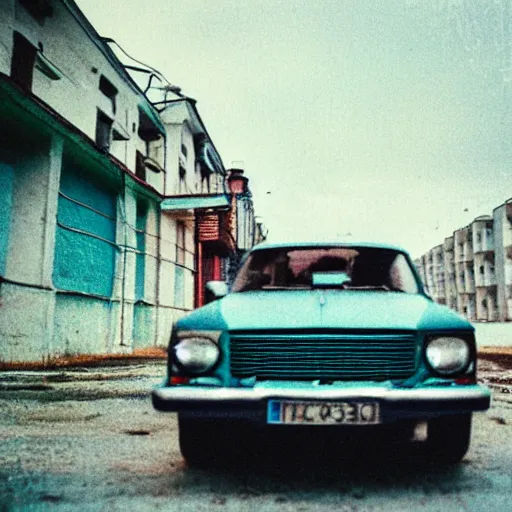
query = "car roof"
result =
(250, 239, 410, 254)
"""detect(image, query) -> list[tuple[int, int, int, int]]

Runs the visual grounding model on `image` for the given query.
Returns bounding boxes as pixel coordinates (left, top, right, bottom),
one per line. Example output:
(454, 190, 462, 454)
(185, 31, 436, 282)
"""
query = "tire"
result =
(178, 415, 245, 467)
(425, 413, 472, 464)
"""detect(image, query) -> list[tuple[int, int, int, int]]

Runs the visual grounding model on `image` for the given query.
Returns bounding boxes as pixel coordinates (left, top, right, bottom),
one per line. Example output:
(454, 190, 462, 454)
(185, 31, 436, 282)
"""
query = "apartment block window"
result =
(180, 144, 188, 159)
(10, 32, 37, 90)
(95, 110, 113, 151)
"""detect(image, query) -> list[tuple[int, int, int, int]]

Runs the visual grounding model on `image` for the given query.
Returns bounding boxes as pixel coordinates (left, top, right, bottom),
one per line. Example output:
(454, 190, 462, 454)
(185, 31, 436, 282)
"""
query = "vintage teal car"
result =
(152, 241, 491, 465)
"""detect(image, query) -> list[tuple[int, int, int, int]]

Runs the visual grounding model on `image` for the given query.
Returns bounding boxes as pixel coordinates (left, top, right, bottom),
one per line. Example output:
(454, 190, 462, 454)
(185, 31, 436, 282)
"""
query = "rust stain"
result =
(0, 347, 167, 370)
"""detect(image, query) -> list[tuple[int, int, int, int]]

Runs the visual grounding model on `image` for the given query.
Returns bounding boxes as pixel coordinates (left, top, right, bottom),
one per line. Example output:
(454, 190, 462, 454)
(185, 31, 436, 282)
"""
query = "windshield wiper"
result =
(343, 285, 405, 292)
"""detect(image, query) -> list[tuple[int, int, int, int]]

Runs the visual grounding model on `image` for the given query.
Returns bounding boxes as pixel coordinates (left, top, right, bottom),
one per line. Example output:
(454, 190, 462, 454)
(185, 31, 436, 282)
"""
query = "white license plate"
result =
(267, 400, 380, 425)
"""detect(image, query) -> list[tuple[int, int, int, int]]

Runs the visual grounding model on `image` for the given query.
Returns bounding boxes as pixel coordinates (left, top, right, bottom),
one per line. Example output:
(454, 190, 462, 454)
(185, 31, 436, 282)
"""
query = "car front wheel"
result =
(425, 413, 472, 464)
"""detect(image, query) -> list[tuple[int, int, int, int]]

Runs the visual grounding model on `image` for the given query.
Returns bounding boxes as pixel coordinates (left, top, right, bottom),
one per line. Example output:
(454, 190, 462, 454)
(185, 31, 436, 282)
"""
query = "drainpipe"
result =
(156, 131, 167, 345)
(194, 213, 202, 308)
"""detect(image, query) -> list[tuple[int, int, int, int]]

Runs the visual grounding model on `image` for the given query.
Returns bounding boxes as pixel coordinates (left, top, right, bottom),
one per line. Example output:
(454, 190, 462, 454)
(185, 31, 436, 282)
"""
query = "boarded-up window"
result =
(53, 160, 117, 297)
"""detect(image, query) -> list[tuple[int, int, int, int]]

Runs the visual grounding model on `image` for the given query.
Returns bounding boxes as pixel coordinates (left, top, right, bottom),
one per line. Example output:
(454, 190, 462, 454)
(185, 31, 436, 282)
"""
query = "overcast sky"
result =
(77, 0, 512, 257)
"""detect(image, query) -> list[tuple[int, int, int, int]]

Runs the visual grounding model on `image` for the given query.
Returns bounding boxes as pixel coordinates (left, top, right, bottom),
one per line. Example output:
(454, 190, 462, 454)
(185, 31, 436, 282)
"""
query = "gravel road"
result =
(0, 355, 511, 512)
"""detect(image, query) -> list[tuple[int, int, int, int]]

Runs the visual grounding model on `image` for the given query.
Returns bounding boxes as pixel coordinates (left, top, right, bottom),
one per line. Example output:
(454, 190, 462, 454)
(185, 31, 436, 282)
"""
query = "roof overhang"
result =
(138, 102, 166, 140)
(161, 194, 230, 212)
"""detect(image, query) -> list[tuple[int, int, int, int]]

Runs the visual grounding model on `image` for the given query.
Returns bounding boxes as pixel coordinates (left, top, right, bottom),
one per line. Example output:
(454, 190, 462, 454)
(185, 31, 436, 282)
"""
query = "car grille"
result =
(229, 331, 418, 380)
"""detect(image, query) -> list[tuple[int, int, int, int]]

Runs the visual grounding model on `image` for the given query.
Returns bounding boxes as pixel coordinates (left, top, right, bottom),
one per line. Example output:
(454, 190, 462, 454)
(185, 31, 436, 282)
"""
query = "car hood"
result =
(178, 290, 473, 332)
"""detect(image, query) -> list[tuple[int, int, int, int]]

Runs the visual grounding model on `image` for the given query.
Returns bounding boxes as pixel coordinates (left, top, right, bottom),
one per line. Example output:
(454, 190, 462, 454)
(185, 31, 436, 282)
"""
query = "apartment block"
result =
(417, 199, 512, 322)
(493, 201, 512, 321)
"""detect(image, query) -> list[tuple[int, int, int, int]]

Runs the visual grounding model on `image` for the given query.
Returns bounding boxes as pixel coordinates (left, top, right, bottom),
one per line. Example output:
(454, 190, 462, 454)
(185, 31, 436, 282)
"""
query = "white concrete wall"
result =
(161, 115, 198, 196)
(0, 0, 163, 190)
(0, 284, 56, 362)
(156, 212, 196, 346)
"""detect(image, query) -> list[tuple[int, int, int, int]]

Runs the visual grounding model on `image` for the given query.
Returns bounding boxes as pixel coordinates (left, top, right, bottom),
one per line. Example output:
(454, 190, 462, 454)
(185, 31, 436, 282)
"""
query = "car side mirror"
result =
(204, 281, 229, 304)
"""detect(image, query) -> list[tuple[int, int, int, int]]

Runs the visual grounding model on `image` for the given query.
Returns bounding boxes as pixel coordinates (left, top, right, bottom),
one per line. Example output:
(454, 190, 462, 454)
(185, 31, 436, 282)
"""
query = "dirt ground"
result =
(0, 346, 510, 511)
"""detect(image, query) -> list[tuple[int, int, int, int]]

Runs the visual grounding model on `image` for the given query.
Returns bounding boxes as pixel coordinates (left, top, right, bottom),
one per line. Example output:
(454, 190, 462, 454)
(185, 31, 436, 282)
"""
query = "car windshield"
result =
(231, 246, 420, 294)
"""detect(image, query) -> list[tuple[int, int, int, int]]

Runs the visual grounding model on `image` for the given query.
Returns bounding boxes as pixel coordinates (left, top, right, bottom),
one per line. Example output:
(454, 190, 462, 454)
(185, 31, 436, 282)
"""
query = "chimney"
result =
(227, 168, 248, 194)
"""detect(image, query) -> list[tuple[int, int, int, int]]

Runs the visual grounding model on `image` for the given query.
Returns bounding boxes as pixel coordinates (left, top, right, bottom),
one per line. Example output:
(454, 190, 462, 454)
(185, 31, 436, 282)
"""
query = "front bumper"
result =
(152, 382, 491, 423)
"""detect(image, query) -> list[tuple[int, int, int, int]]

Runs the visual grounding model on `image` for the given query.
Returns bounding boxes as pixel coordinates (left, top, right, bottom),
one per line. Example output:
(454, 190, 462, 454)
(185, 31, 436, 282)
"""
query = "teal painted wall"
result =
(133, 302, 155, 348)
(0, 162, 14, 276)
(174, 267, 185, 308)
(53, 162, 117, 297)
(53, 294, 114, 355)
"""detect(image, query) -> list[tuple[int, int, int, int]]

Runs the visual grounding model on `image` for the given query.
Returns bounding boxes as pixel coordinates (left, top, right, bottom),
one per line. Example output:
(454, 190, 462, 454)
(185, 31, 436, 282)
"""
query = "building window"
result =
(95, 110, 112, 151)
(174, 221, 186, 308)
(180, 144, 188, 159)
(135, 151, 146, 181)
(178, 165, 186, 193)
(17, 0, 53, 22)
(135, 201, 147, 301)
(10, 32, 37, 90)
(99, 75, 117, 116)
(176, 221, 185, 265)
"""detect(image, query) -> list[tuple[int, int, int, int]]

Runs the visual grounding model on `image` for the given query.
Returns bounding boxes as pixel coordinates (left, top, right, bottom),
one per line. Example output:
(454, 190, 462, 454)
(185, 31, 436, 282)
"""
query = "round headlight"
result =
(425, 337, 470, 375)
(174, 337, 220, 374)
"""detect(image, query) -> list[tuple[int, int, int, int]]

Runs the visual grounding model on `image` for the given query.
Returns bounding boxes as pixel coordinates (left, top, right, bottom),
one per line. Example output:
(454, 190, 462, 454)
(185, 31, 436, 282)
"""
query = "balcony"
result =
(474, 238, 494, 254)
(506, 202, 512, 223)
(198, 211, 235, 255)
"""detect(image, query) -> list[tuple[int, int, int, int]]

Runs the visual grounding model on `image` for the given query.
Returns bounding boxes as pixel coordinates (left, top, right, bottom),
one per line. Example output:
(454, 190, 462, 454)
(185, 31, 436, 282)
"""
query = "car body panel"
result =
(191, 290, 473, 332)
